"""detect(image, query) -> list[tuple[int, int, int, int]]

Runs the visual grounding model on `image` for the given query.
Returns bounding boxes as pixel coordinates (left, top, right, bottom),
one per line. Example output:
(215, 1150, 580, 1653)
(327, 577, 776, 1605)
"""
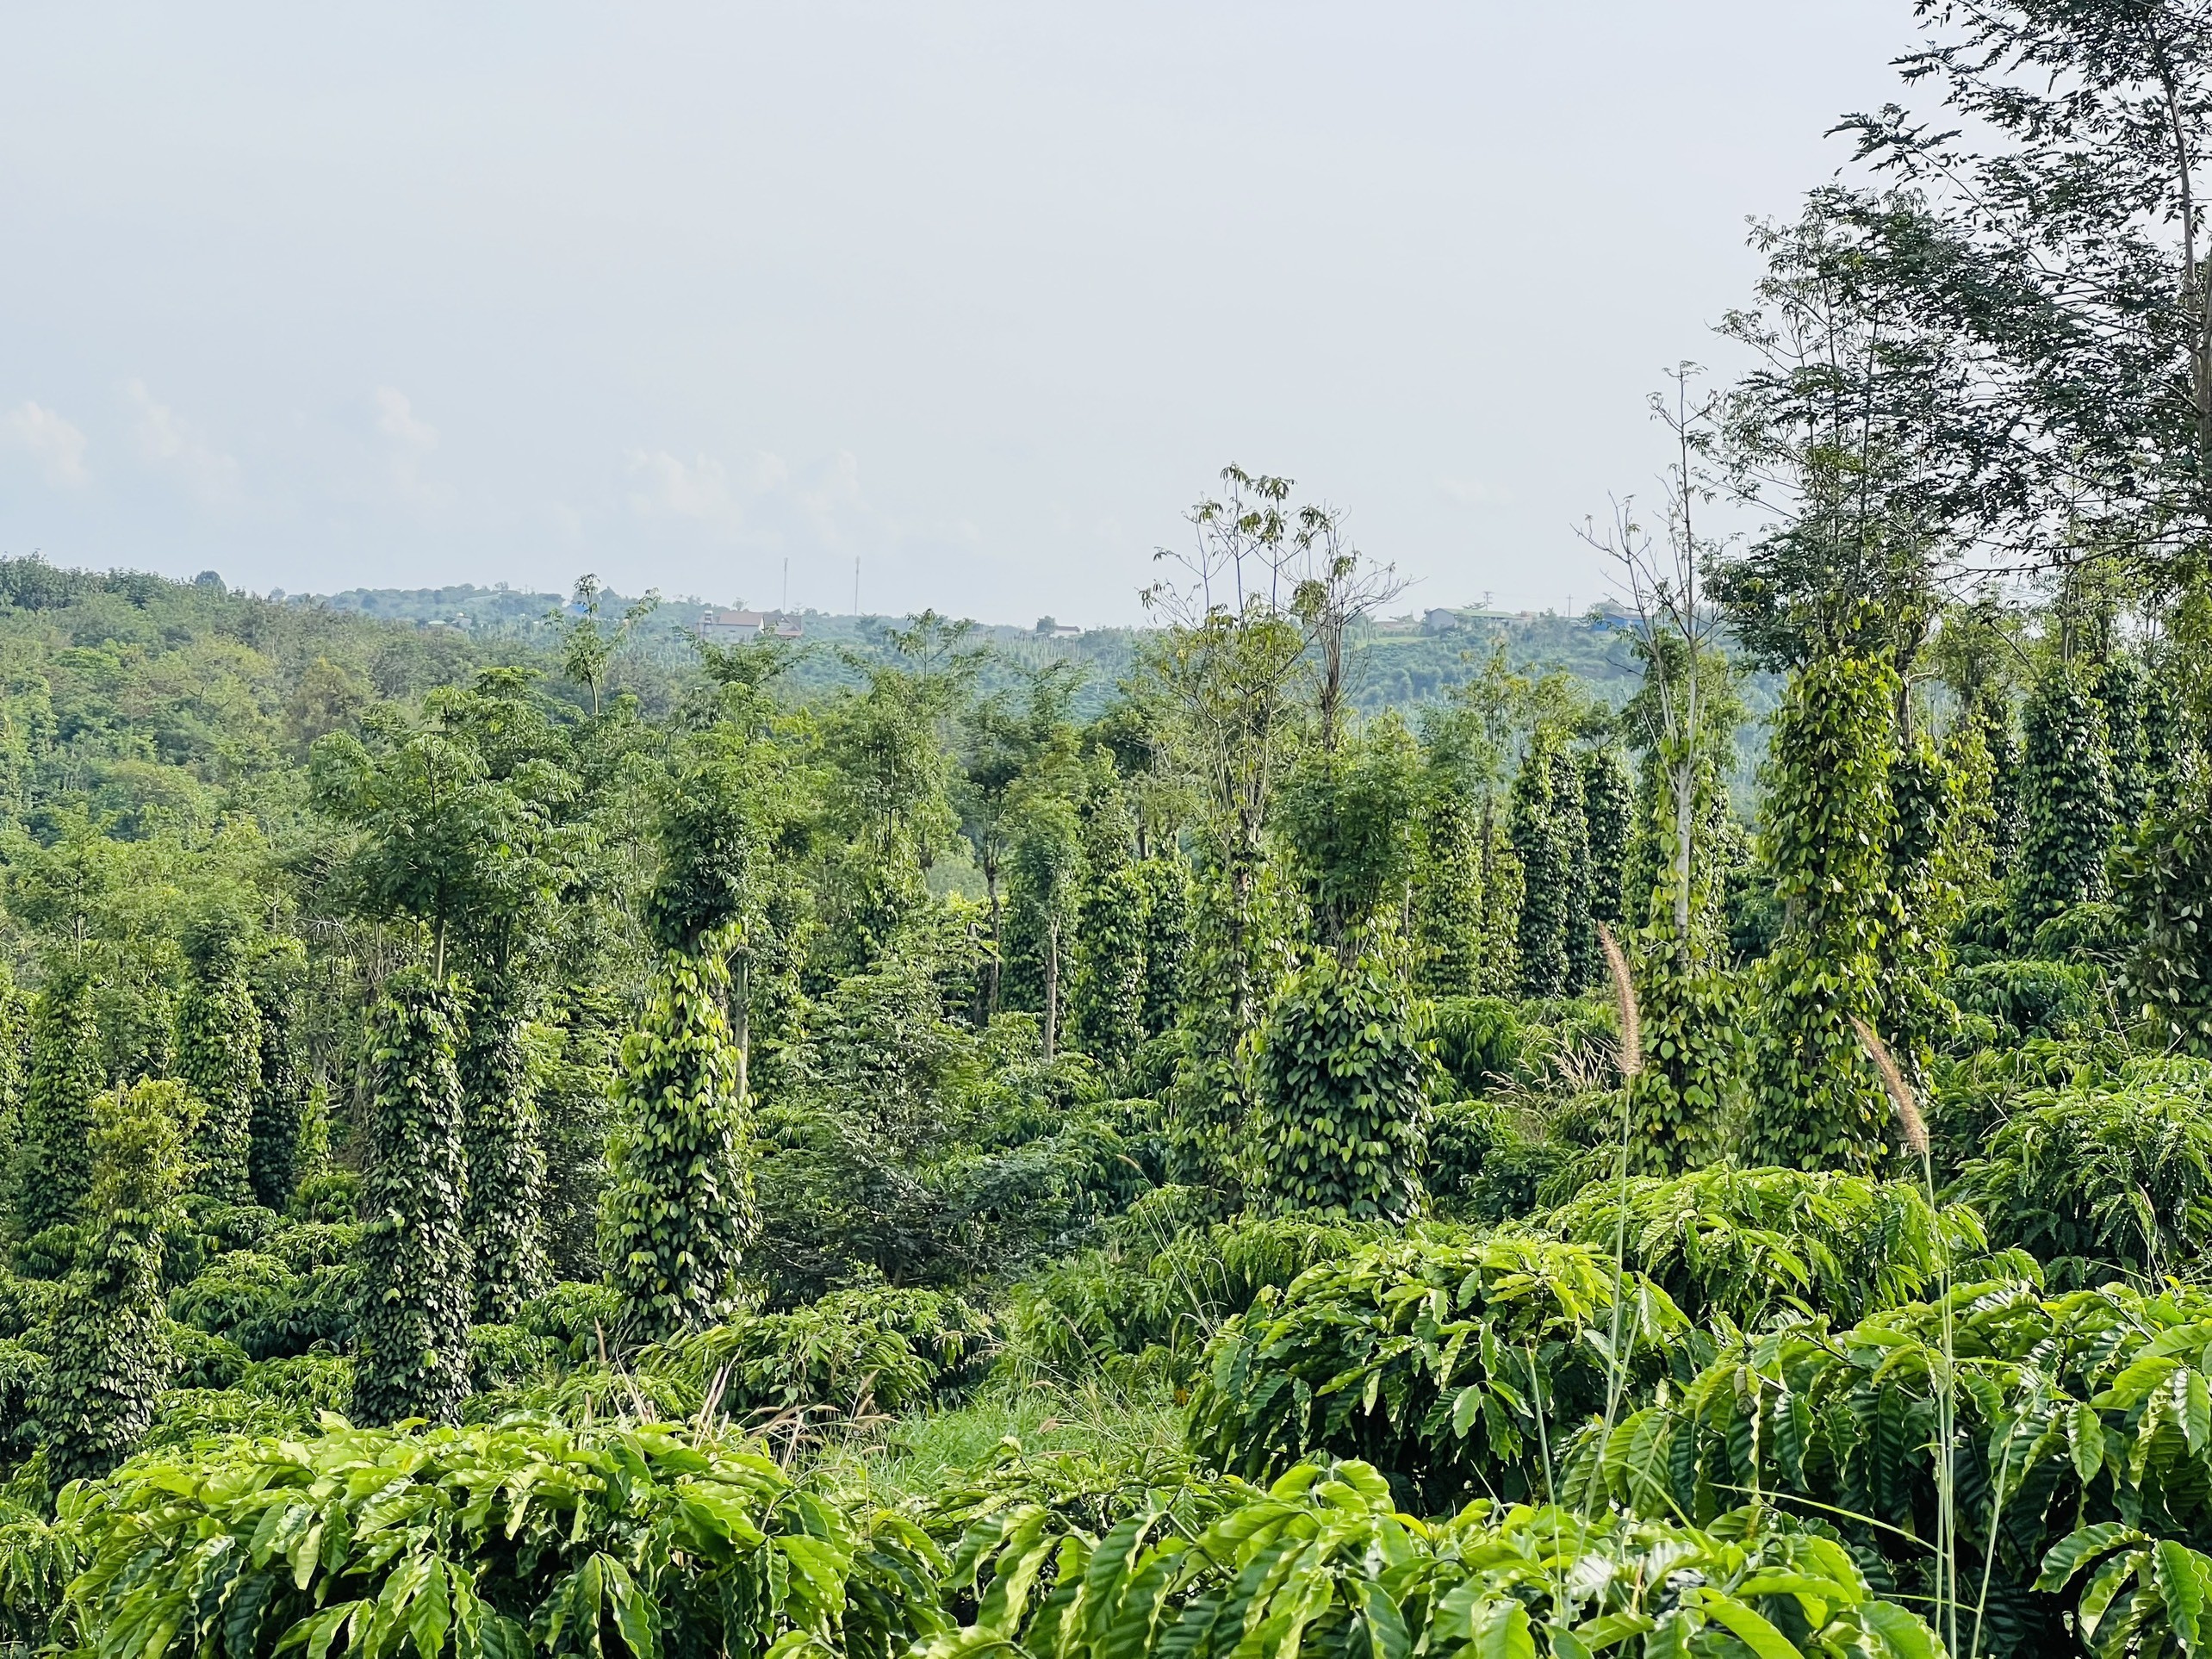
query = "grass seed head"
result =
(1849, 1013, 1927, 1159)
(1599, 924, 1643, 1080)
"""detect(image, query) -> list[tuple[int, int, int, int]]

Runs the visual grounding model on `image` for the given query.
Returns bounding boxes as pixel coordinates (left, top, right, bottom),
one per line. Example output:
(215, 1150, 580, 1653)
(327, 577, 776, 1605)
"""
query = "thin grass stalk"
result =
(1853, 1013, 1956, 1656)
(1590, 925, 1643, 1513)
(1968, 1413, 2024, 1659)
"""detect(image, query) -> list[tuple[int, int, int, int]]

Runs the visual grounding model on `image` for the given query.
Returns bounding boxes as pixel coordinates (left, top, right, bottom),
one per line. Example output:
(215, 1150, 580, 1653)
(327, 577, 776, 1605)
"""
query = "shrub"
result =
(162, 1324, 246, 1391)
(1427, 996, 1520, 1097)
(59, 1420, 948, 1659)
(9, 1226, 77, 1283)
(233, 1263, 357, 1360)
(1580, 1277, 2212, 1657)
(1187, 1233, 1694, 1508)
(937, 1456, 1941, 1659)
(999, 1211, 1412, 1387)
(674, 1286, 995, 1421)
(178, 1198, 283, 1256)
(1538, 1162, 2004, 1327)
(1953, 892, 2014, 964)
(518, 1280, 626, 1364)
(468, 1322, 552, 1393)
(164, 1199, 285, 1289)
(1951, 1057, 2212, 1285)
(0, 1495, 74, 1651)
(288, 1168, 358, 1223)
(146, 1352, 359, 1455)
(2027, 898, 2129, 964)
(262, 1220, 362, 1273)
(166, 1252, 293, 1345)
(1926, 1035, 2131, 1177)
(168, 1251, 356, 1361)
(1421, 1098, 1565, 1222)
(1948, 957, 2107, 1041)
(0, 1339, 49, 1462)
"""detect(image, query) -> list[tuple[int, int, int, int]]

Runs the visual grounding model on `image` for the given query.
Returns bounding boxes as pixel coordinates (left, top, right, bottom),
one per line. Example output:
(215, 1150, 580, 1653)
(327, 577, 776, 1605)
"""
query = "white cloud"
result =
(373, 386, 444, 504)
(376, 386, 438, 453)
(1437, 476, 1509, 506)
(1, 401, 90, 487)
(624, 447, 842, 540)
(127, 380, 239, 502)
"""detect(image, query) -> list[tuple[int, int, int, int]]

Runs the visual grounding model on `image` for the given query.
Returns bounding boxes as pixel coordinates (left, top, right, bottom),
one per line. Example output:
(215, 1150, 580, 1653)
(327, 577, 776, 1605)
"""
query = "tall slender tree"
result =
(1743, 649, 1898, 1173)
(13, 964, 102, 1237)
(174, 910, 263, 1204)
(1551, 741, 1596, 989)
(600, 749, 757, 1342)
(2013, 659, 2116, 930)
(351, 968, 473, 1427)
(42, 1078, 185, 1485)
(1590, 396, 1747, 1173)
(1581, 749, 1635, 945)
(1509, 732, 1575, 999)
(246, 937, 306, 1213)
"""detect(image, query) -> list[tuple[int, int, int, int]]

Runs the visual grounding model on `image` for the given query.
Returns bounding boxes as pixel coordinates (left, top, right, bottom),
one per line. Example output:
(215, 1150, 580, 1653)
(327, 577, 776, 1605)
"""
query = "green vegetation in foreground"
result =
(17, 6, 2212, 1656)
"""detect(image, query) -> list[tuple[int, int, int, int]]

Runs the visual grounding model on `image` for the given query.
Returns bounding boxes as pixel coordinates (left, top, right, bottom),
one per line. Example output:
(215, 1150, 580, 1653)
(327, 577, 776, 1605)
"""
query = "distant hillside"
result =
(0, 559, 1772, 845)
(290, 581, 1692, 712)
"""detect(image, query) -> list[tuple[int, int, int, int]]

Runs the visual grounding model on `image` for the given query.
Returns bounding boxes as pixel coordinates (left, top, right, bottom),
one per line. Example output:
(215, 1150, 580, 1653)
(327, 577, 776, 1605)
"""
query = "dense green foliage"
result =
(1188, 1233, 1691, 1508)
(1743, 650, 1898, 1171)
(13, 971, 100, 1237)
(2016, 661, 2116, 929)
(599, 946, 755, 1341)
(932, 1458, 1941, 1659)
(349, 971, 473, 1427)
(42, 1079, 187, 1485)
(173, 919, 263, 1205)
(1251, 958, 1429, 1221)
(21, 20, 2212, 1644)
(60, 1419, 945, 1659)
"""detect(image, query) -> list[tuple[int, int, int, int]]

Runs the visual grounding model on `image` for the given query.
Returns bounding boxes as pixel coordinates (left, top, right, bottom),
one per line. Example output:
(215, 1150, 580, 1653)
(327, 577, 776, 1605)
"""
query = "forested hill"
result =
(0, 560, 510, 839)
(300, 576, 1668, 712)
(0, 556, 1703, 841)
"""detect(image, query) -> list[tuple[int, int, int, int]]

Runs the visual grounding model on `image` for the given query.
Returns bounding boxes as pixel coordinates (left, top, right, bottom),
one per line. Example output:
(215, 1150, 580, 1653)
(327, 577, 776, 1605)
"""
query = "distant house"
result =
(1421, 608, 1465, 635)
(698, 607, 802, 643)
(699, 608, 767, 643)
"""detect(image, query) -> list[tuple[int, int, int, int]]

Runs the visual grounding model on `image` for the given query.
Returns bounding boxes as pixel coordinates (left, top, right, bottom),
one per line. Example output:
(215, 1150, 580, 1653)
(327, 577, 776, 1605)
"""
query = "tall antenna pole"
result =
(854, 556, 861, 617)
(782, 557, 789, 615)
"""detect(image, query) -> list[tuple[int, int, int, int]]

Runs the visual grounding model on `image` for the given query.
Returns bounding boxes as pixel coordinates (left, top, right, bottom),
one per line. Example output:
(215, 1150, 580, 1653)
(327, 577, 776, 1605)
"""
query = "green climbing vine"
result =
(175, 912, 263, 1204)
(351, 968, 474, 1426)
(2014, 659, 2116, 929)
(42, 1078, 186, 1485)
(1252, 955, 1429, 1221)
(13, 964, 102, 1236)
(1743, 650, 1898, 1172)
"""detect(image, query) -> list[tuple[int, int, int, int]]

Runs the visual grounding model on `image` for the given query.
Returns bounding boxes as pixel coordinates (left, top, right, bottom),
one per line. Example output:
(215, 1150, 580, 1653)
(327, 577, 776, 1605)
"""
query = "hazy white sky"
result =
(0, 3, 1911, 624)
